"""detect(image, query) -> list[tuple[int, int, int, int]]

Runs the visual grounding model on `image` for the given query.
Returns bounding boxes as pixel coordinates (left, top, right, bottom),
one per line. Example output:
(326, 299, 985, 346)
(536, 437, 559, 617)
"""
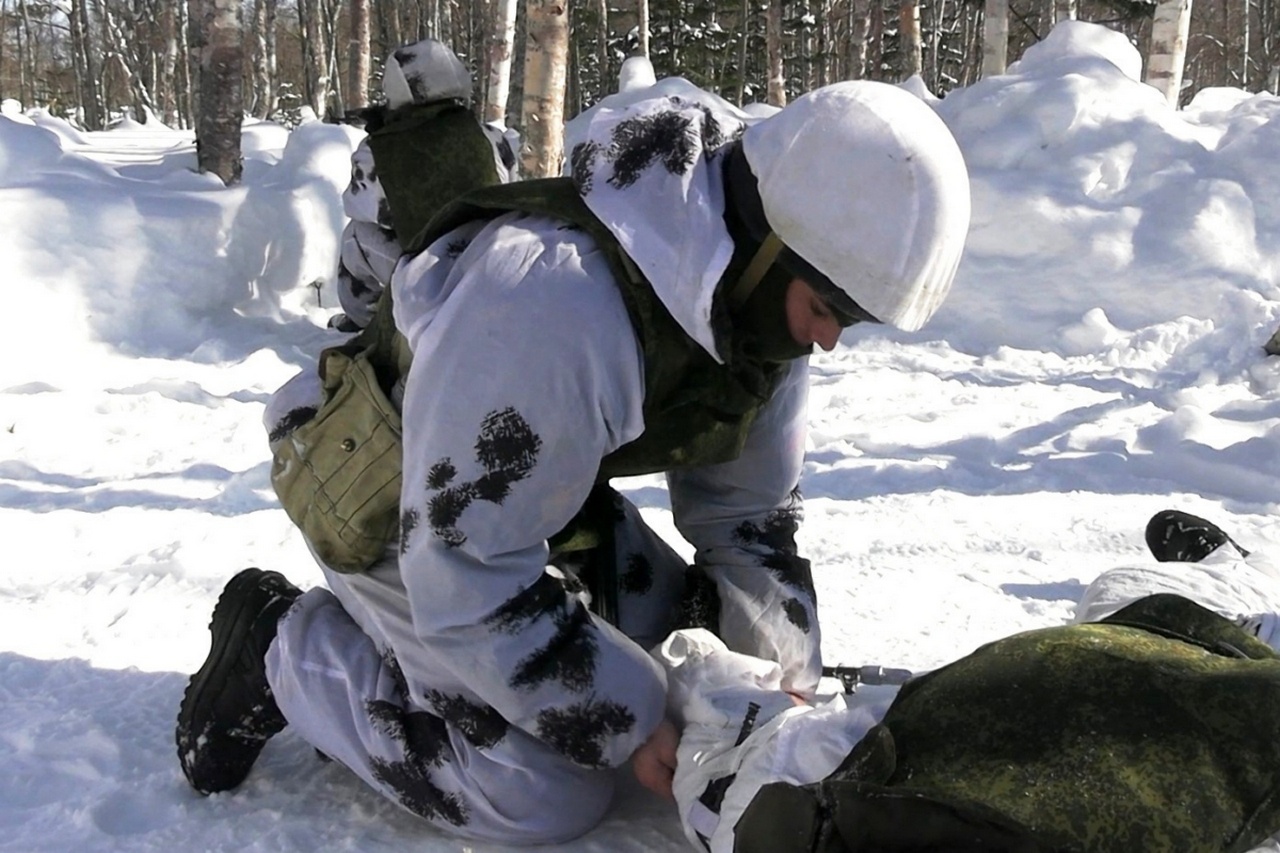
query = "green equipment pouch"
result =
(270, 344, 402, 573)
(267, 99, 497, 574)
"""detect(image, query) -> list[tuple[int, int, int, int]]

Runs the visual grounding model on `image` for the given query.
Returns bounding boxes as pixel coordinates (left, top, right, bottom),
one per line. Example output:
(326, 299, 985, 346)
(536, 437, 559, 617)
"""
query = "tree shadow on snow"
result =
(0, 461, 278, 515)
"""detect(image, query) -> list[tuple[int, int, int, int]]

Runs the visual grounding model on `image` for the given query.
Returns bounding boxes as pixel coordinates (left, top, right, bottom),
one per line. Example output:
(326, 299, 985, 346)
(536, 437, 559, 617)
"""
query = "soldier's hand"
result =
(632, 718, 679, 800)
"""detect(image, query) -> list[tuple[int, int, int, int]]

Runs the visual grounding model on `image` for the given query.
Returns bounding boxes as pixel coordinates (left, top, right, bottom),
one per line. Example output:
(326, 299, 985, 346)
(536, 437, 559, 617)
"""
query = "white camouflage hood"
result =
(569, 92, 754, 363)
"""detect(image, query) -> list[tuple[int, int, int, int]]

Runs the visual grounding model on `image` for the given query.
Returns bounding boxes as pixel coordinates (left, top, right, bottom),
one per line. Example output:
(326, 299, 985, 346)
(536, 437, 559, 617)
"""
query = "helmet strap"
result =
(727, 231, 784, 310)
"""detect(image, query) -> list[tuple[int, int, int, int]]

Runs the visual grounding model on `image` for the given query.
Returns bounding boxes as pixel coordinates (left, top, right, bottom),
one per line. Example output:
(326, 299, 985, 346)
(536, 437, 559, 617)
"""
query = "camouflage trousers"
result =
(266, 492, 688, 843)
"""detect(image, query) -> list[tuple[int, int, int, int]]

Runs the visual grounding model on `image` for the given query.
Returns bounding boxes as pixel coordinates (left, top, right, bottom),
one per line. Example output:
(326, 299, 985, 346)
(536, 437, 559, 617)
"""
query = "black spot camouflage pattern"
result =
(620, 552, 654, 595)
(268, 406, 318, 444)
(535, 698, 635, 769)
(365, 698, 468, 826)
(423, 689, 510, 749)
(393, 45, 434, 105)
(606, 108, 703, 190)
(493, 134, 516, 171)
(732, 501, 815, 633)
(484, 573, 563, 635)
(423, 407, 542, 547)
(338, 263, 372, 298)
(484, 574, 600, 693)
(399, 507, 420, 554)
(569, 140, 600, 194)
(349, 158, 376, 194)
(376, 196, 394, 230)
(675, 565, 721, 633)
(570, 95, 741, 198)
(509, 600, 599, 693)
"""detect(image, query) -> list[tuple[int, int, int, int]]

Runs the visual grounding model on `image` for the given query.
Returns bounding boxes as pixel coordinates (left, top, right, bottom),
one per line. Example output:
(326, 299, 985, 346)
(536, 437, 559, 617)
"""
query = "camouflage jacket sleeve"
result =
(390, 212, 668, 769)
(667, 358, 822, 694)
(335, 140, 401, 328)
(336, 220, 401, 327)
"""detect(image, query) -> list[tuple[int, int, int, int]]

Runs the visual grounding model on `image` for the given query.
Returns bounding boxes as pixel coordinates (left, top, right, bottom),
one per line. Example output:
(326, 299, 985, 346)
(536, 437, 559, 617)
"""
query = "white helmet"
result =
(740, 81, 970, 331)
(382, 39, 473, 109)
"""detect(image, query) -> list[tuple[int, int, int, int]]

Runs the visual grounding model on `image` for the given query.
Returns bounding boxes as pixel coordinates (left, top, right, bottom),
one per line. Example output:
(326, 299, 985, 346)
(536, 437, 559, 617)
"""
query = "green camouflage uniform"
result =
(736, 594, 1280, 853)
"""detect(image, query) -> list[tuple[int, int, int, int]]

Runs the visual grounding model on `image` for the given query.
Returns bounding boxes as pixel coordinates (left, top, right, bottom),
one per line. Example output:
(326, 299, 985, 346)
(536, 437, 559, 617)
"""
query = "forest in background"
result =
(0, 0, 1271, 181)
(2, 1, 1275, 127)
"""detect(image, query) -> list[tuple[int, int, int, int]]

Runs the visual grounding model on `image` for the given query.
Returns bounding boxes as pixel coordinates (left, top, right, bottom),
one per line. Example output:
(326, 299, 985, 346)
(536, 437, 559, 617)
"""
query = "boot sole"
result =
(176, 568, 282, 794)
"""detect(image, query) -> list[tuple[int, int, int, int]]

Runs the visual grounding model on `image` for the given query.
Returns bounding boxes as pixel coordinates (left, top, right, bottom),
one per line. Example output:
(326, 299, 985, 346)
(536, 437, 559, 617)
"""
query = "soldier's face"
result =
(784, 278, 843, 352)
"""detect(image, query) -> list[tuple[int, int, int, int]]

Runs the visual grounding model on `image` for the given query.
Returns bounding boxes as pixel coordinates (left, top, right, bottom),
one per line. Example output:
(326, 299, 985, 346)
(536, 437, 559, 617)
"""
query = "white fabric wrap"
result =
(656, 629, 897, 853)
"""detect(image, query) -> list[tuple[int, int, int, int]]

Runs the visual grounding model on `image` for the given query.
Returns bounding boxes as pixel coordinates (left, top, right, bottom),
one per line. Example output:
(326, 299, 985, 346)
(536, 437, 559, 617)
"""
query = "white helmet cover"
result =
(742, 81, 971, 331)
(382, 39, 473, 109)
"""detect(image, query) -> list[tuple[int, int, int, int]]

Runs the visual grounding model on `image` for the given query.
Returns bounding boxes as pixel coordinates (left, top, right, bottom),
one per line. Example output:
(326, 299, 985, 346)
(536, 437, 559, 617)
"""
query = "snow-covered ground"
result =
(4, 20, 1280, 851)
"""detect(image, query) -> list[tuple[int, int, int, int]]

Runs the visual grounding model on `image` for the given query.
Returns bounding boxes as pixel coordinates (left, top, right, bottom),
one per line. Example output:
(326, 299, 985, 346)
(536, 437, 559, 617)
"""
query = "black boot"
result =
(1145, 509, 1249, 563)
(176, 568, 302, 795)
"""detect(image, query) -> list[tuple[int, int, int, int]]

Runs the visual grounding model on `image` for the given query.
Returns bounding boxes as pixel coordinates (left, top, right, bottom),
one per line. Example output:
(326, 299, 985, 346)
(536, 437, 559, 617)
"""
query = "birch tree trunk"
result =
(102, 1, 158, 120)
(424, 0, 437, 39)
(484, 0, 518, 124)
(1146, 0, 1193, 106)
(348, 0, 371, 108)
(1054, 0, 1077, 24)
(70, 0, 104, 128)
(18, 0, 36, 106)
(1242, 0, 1251, 86)
(191, 0, 243, 184)
(86, 0, 107, 127)
(69, 0, 88, 122)
(520, 0, 569, 177)
(596, 0, 610, 94)
(801, 0, 814, 89)
(868, 0, 884, 81)
(766, 0, 786, 105)
(848, 0, 870, 80)
(251, 0, 277, 118)
(817, 0, 831, 86)
(323, 0, 344, 110)
(638, 0, 650, 58)
(302, 0, 330, 115)
(439, 0, 453, 49)
(734, 0, 750, 103)
(185, 0, 201, 127)
(927, 0, 947, 84)
(982, 0, 1008, 77)
(380, 0, 403, 51)
(161, 1, 181, 125)
(899, 1, 923, 78)
(181, 0, 197, 126)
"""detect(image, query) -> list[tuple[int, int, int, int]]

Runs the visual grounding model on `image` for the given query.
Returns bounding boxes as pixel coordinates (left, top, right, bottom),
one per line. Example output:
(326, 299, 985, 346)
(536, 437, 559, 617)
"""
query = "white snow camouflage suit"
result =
(262, 92, 820, 843)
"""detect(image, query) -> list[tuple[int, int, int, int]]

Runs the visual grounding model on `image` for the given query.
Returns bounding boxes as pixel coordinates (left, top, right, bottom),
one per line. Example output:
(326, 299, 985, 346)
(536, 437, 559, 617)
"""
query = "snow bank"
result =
(928, 21, 1280, 359)
(0, 117, 359, 374)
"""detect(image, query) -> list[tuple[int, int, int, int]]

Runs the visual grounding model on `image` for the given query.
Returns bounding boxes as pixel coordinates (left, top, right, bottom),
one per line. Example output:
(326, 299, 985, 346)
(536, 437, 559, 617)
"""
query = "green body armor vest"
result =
(420, 178, 785, 481)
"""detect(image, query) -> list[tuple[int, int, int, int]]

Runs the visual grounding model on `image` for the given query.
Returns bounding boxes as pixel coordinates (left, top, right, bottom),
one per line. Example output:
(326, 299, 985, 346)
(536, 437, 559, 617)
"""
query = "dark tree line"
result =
(0, 1, 1273, 181)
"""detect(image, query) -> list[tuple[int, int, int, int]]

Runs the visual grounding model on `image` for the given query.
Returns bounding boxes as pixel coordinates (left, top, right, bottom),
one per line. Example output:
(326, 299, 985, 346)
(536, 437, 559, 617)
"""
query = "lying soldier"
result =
(661, 510, 1280, 853)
